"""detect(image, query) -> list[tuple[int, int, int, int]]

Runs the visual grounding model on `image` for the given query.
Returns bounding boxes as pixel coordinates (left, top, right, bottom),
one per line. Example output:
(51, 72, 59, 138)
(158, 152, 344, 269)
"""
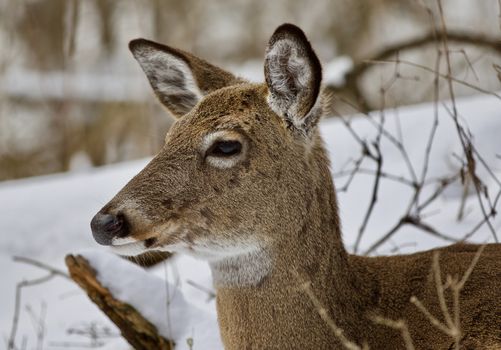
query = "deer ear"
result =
(264, 24, 322, 136)
(129, 39, 239, 118)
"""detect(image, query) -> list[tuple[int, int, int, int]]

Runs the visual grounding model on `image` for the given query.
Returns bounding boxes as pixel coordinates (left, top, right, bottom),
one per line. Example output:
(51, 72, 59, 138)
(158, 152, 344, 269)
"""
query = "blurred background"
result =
(0, 0, 500, 181)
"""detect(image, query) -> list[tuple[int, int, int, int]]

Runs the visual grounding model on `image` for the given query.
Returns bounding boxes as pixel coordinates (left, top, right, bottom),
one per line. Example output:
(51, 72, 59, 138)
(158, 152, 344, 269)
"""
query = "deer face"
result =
(91, 24, 324, 262)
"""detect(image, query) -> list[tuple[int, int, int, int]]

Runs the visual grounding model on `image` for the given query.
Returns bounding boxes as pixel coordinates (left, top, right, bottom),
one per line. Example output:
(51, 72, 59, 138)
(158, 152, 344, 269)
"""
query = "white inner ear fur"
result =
(266, 39, 313, 121)
(201, 130, 246, 169)
(136, 49, 203, 100)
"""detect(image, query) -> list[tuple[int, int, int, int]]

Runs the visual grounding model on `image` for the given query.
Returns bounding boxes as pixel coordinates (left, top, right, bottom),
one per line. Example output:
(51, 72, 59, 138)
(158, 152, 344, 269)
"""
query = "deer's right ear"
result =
(129, 39, 239, 118)
(264, 24, 322, 137)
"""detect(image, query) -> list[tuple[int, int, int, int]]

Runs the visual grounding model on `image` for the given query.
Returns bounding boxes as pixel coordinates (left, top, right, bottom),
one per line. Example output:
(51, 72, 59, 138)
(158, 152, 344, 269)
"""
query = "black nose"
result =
(90, 212, 128, 245)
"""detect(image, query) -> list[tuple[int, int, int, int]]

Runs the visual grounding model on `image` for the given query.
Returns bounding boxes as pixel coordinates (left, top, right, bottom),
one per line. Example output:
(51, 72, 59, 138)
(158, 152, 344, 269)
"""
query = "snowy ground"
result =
(1, 92, 500, 349)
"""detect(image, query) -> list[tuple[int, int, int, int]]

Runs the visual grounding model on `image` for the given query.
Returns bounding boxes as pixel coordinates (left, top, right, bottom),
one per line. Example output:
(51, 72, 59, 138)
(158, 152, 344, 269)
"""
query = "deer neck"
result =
(210, 145, 374, 348)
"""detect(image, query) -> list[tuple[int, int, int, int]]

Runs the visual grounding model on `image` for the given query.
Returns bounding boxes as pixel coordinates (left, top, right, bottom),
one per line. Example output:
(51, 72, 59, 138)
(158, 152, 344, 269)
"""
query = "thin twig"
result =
(355, 143, 383, 253)
(431, 252, 455, 330)
(13, 256, 70, 279)
(365, 59, 501, 100)
(410, 244, 486, 349)
(26, 303, 47, 350)
(370, 316, 415, 350)
(293, 271, 367, 350)
(436, 0, 498, 242)
(186, 280, 216, 301)
(8, 274, 56, 350)
(409, 296, 453, 336)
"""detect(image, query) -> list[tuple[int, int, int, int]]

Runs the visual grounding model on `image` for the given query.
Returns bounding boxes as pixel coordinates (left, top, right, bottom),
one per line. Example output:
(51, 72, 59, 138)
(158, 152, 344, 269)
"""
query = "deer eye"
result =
(207, 140, 242, 157)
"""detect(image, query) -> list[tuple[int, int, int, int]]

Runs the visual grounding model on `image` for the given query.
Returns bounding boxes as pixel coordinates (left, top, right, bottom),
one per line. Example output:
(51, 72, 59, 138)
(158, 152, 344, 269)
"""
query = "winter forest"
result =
(0, 1, 500, 349)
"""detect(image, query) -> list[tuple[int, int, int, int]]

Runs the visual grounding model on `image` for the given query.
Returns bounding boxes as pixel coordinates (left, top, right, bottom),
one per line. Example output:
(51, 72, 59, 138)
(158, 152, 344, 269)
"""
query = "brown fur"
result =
(95, 24, 501, 349)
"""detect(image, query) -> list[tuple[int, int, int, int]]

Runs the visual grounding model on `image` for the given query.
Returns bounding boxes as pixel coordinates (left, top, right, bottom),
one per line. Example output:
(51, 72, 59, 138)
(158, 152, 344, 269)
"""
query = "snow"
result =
(0, 91, 500, 349)
(323, 56, 353, 87)
(82, 251, 223, 350)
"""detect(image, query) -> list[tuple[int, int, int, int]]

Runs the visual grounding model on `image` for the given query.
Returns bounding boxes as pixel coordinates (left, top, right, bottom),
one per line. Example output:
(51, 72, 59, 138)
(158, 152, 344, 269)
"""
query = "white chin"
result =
(109, 241, 146, 256)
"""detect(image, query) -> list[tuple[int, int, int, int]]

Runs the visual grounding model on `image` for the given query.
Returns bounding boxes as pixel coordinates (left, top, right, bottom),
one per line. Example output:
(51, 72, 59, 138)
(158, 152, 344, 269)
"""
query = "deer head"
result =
(90, 24, 327, 276)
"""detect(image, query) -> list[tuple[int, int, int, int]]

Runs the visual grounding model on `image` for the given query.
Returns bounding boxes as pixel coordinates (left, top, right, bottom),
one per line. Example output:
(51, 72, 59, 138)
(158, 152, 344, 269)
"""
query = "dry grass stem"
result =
(431, 252, 455, 330)
(410, 244, 486, 350)
(365, 59, 501, 100)
(293, 271, 367, 350)
(409, 296, 452, 336)
(370, 316, 415, 350)
(8, 256, 74, 350)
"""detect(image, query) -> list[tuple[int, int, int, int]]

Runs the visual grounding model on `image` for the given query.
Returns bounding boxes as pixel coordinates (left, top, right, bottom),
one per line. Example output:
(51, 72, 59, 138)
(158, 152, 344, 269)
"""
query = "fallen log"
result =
(65, 254, 173, 350)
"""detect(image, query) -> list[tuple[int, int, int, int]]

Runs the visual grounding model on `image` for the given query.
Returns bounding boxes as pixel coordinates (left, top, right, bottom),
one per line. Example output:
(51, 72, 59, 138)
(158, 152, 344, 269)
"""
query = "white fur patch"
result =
(158, 232, 272, 287)
(135, 49, 203, 101)
(200, 130, 229, 154)
(109, 240, 146, 256)
(266, 38, 313, 128)
(267, 39, 310, 95)
(200, 130, 246, 169)
(184, 237, 262, 262)
(188, 237, 271, 287)
(111, 237, 139, 246)
(209, 247, 272, 287)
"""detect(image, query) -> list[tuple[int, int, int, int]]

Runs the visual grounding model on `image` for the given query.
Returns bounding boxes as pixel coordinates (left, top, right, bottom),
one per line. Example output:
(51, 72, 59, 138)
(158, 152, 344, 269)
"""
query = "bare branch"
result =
(370, 315, 415, 350)
(431, 252, 454, 330)
(65, 254, 173, 350)
(293, 271, 367, 350)
(8, 274, 56, 350)
(186, 280, 216, 302)
(365, 59, 501, 100)
(355, 143, 383, 253)
(333, 29, 501, 111)
(410, 295, 452, 335)
(13, 256, 70, 279)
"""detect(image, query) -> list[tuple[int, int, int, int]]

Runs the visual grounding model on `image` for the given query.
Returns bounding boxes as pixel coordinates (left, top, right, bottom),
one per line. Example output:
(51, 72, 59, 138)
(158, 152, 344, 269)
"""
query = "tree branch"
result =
(65, 254, 173, 350)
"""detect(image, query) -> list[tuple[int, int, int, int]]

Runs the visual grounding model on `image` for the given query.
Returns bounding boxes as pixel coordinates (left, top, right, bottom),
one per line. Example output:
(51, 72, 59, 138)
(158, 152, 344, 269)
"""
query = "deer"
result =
(90, 24, 501, 349)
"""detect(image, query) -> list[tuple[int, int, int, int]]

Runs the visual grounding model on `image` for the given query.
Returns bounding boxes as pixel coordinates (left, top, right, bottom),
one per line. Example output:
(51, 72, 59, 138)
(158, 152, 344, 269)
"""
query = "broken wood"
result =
(65, 254, 173, 350)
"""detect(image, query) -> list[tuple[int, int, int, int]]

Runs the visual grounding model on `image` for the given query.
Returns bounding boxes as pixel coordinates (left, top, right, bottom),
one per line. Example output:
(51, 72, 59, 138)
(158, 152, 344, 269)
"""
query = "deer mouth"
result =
(109, 237, 158, 256)
(109, 230, 184, 256)
(107, 224, 200, 257)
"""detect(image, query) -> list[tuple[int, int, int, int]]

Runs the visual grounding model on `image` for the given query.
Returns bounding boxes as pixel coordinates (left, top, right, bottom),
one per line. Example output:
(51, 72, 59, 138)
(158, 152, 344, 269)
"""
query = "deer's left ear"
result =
(264, 24, 322, 136)
(129, 39, 240, 118)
